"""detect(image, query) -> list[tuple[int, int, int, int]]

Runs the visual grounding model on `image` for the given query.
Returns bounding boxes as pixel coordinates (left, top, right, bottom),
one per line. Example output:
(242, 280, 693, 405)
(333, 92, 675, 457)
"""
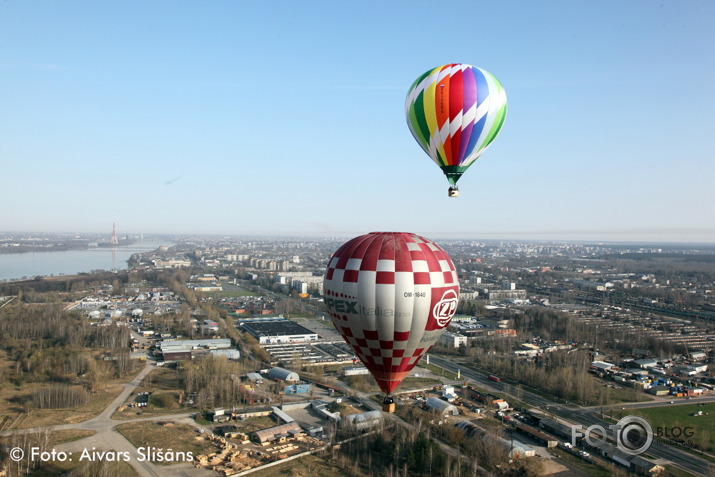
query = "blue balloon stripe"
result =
(473, 67, 489, 108)
(464, 114, 487, 160)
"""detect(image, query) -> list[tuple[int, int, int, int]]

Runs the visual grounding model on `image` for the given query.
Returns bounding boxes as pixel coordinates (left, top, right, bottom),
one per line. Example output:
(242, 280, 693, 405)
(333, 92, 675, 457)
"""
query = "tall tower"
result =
(111, 219, 119, 245)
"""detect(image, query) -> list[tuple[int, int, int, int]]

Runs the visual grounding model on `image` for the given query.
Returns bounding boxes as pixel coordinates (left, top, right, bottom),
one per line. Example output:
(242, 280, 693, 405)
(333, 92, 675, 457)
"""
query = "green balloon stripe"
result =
(483, 103, 507, 149)
(411, 92, 431, 152)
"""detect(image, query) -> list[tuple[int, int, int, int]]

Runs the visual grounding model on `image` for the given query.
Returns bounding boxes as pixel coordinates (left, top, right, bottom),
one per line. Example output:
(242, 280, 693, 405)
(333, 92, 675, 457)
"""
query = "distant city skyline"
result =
(4, 228, 715, 247)
(2, 1, 714, 243)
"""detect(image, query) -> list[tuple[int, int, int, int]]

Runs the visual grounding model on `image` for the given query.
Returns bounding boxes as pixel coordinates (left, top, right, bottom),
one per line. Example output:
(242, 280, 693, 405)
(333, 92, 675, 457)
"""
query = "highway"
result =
(429, 355, 714, 476)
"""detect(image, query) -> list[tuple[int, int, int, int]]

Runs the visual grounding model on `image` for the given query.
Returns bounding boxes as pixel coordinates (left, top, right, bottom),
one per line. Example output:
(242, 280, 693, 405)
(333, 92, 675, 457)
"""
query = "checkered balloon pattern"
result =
(324, 232, 459, 394)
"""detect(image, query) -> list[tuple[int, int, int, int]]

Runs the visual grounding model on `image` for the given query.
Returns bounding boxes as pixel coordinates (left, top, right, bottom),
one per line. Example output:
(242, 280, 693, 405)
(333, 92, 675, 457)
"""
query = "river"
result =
(0, 241, 173, 282)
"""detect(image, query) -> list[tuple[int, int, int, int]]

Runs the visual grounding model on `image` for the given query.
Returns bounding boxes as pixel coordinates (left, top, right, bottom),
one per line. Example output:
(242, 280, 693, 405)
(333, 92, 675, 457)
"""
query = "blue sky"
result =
(2, 1, 714, 242)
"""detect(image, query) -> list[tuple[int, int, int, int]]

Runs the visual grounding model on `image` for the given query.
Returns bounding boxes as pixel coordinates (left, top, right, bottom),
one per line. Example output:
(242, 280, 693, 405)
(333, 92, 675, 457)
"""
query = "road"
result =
(2, 363, 212, 477)
(0, 295, 17, 309)
(609, 395, 715, 410)
(4, 338, 709, 476)
(429, 355, 714, 477)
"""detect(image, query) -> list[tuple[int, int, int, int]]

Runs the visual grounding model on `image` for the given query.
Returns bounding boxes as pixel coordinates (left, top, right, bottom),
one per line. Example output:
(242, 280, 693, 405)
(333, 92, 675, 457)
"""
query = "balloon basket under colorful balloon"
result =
(448, 186, 460, 197)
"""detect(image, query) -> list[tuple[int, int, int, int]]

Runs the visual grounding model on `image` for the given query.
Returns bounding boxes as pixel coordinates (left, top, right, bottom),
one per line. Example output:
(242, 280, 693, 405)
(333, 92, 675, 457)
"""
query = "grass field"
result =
(605, 385, 654, 404)
(113, 367, 193, 420)
(49, 429, 97, 445)
(0, 381, 124, 430)
(0, 429, 95, 450)
(418, 362, 459, 380)
(400, 376, 443, 389)
(116, 421, 216, 466)
(0, 354, 145, 430)
(615, 403, 715, 453)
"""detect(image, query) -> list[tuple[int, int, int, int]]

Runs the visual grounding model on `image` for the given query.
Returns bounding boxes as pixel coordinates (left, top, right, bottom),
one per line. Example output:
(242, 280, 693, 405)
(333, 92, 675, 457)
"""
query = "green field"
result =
(418, 362, 459, 380)
(617, 403, 715, 453)
(400, 376, 443, 389)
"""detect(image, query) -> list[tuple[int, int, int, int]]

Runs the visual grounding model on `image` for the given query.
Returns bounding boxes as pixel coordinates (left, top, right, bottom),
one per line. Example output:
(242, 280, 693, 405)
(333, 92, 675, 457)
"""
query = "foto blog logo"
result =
(572, 415, 653, 456)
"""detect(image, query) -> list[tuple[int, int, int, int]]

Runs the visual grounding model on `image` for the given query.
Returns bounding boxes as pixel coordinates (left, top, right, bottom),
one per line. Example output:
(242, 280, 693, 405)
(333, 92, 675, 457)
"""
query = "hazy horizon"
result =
(3, 228, 715, 246)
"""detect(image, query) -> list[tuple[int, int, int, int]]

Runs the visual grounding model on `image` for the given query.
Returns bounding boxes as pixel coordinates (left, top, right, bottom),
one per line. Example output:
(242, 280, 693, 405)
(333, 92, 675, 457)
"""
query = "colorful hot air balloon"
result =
(323, 232, 459, 409)
(405, 63, 507, 197)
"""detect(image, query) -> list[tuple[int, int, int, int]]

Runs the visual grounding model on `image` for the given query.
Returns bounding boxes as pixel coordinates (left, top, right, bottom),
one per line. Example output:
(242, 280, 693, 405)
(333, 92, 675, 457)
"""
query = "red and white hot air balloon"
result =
(323, 232, 459, 407)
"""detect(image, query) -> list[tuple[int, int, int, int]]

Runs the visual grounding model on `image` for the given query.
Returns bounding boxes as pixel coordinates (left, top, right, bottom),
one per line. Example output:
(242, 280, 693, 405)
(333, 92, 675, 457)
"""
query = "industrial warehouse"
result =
(158, 338, 236, 361)
(239, 317, 319, 344)
(237, 316, 355, 367)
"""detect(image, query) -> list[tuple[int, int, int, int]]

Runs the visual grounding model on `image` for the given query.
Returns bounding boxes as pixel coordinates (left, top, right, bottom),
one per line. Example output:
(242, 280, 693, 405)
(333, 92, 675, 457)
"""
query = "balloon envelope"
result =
(405, 63, 507, 187)
(323, 232, 459, 394)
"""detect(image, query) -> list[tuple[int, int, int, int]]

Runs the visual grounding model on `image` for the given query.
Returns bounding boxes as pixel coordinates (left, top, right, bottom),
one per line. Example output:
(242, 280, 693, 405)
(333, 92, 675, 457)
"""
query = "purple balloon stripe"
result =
(458, 122, 474, 165)
(457, 67, 478, 163)
(462, 67, 478, 110)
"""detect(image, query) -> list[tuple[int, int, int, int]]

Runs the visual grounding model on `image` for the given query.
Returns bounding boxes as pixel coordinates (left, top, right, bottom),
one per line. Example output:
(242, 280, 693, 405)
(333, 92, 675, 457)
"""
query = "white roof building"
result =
(267, 367, 299, 382)
(343, 410, 383, 430)
(425, 397, 459, 416)
(159, 338, 232, 354)
(481, 434, 535, 458)
(634, 358, 658, 369)
(343, 366, 369, 376)
(591, 361, 615, 371)
(210, 349, 241, 360)
(439, 331, 468, 348)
